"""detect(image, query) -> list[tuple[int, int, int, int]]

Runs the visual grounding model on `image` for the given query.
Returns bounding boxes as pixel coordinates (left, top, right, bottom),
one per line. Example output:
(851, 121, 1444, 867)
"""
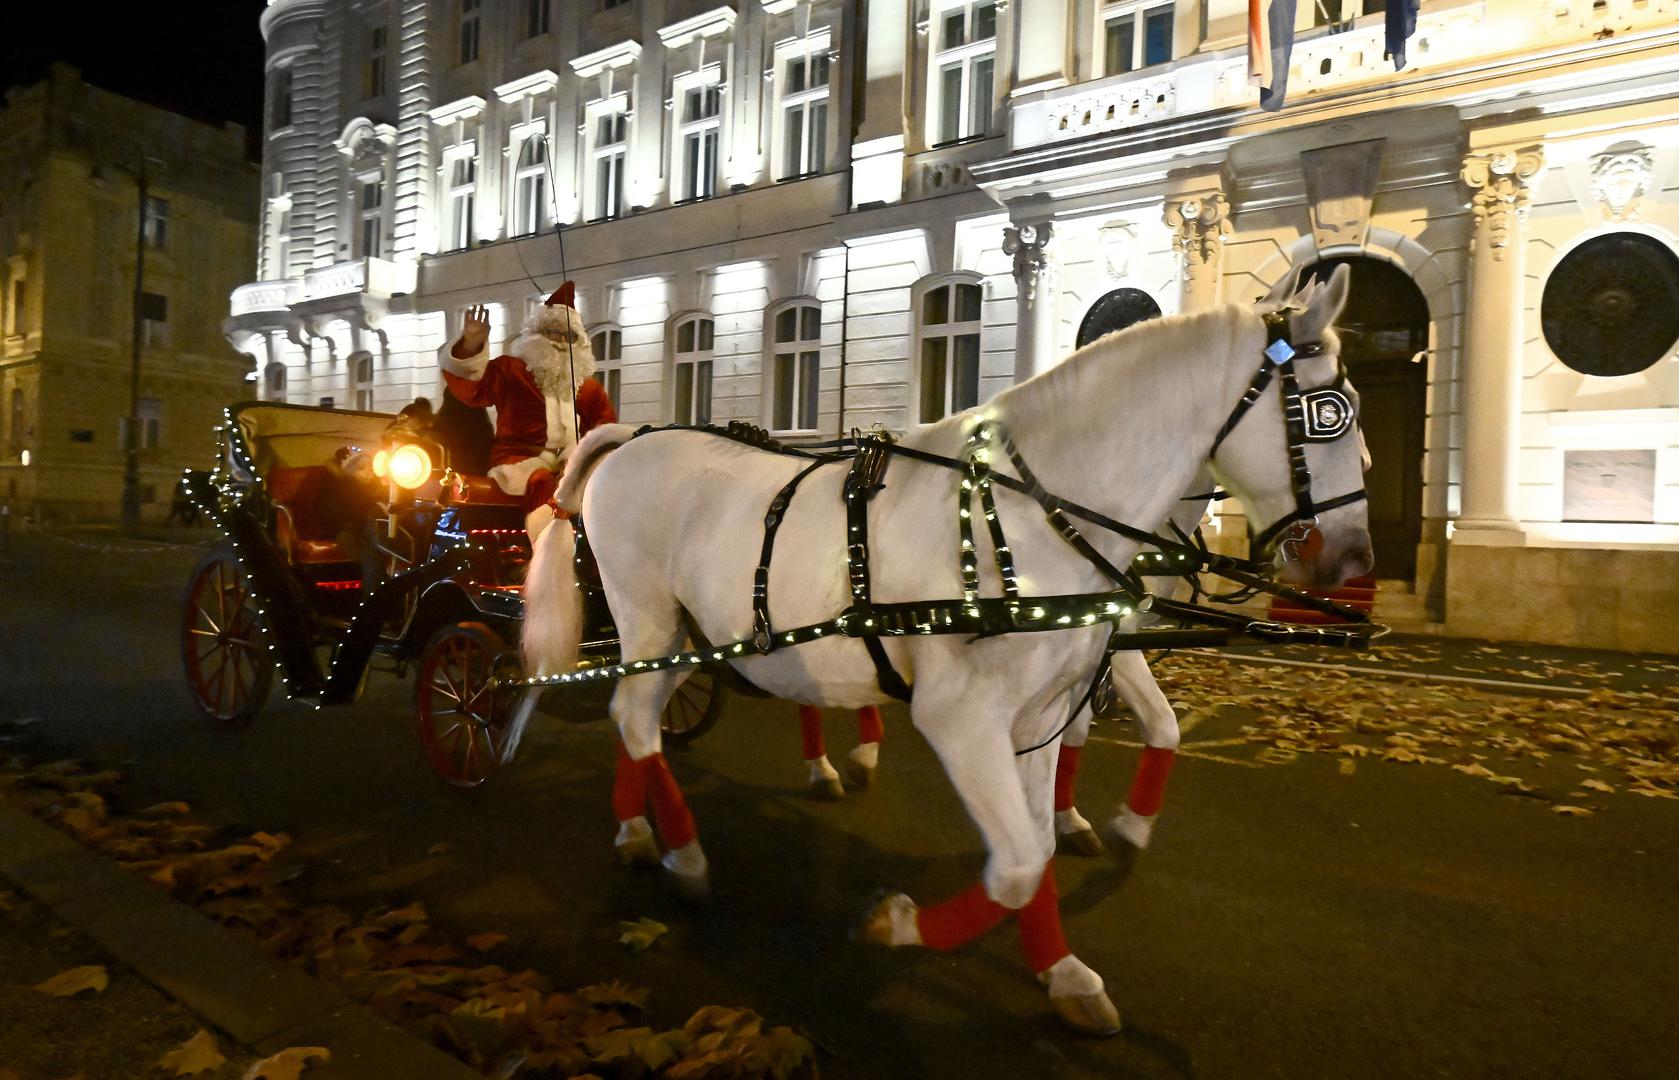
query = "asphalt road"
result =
(3, 529, 1677, 1079)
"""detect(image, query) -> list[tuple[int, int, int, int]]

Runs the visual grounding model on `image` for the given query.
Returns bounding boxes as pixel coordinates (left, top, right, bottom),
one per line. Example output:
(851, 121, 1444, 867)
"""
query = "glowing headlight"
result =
(372, 449, 390, 478)
(387, 444, 432, 489)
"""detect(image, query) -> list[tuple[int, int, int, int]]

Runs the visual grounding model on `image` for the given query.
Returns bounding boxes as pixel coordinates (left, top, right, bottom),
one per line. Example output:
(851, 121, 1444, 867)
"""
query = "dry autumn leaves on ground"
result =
(0, 758, 816, 1079)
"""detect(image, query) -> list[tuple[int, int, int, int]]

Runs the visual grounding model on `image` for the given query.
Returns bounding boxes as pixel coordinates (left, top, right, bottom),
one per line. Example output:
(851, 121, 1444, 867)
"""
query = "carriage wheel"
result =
(660, 669, 725, 744)
(181, 549, 273, 727)
(415, 622, 516, 789)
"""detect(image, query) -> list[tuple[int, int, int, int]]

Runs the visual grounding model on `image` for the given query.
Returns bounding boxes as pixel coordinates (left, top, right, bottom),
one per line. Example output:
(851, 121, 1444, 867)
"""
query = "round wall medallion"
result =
(1076, 288, 1162, 348)
(1541, 232, 1679, 377)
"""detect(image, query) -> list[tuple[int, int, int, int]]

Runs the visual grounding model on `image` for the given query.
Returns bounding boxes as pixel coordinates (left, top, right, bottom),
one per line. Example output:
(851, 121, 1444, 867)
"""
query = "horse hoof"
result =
(808, 776, 845, 801)
(854, 891, 920, 947)
(615, 817, 660, 868)
(1059, 828, 1106, 858)
(843, 756, 875, 790)
(1108, 807, 1155, 852)
(1052, 990, 1122, 1037)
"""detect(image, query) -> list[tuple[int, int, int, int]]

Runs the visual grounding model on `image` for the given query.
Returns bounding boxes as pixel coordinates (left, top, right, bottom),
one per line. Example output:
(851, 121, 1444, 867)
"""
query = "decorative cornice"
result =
(494, 69, 561, 103)
(1461, 146, 1544, 260)
(570, 40, 642, 79)
(657, 7, 737, 50)
(427, 96, 487, 127)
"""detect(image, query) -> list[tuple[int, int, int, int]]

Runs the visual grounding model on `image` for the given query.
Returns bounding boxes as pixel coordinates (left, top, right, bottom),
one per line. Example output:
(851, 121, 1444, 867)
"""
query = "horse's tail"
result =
(556, 422, 637, 514)
(522, 423, 638, 677)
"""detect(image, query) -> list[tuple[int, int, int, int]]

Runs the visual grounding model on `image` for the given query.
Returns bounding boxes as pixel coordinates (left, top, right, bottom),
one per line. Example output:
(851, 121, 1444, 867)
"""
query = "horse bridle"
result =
(1209, 309, 1366, 564)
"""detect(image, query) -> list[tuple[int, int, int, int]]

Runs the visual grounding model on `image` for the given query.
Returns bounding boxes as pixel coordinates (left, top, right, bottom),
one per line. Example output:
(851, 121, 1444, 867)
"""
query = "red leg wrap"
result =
(612, 740, 647, 823)
(1017, 863, 1070, 974)
(642, 753, 698, 850)
(916, 882, 1011, 951)
(798, 705, 824, 760)
(856, 705, 885, 745)
(1126, 746, 1176, 818)
(1054, 744, 1082, 812)
(520, 469, 559, 516)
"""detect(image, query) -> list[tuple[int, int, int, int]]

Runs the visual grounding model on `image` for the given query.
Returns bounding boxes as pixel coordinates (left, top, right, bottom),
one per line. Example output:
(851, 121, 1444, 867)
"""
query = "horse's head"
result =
(1209, 265, 1374, 588)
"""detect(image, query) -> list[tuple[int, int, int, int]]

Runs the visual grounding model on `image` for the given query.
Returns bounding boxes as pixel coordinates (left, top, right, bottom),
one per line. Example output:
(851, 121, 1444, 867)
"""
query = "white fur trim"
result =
(441, 340, 490, 380)
(487, 452, 559, 497)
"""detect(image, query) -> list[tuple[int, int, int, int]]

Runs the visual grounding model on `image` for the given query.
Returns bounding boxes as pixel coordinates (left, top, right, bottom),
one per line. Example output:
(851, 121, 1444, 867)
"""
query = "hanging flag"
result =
(1388, 0, 1422, 70)
(1249, 0, 1299, 112)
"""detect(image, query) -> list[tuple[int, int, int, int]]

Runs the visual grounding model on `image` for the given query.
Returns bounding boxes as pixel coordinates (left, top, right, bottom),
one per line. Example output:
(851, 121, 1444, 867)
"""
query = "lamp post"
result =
(119, 162, 149, 529)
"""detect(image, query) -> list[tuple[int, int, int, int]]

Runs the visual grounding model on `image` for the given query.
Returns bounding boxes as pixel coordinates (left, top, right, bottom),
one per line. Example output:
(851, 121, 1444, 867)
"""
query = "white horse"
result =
(523, 269, 1368, 1033)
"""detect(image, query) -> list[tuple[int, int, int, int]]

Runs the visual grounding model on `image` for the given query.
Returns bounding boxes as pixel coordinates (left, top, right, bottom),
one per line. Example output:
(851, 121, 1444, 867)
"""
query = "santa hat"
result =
(529, 281, 585, 336)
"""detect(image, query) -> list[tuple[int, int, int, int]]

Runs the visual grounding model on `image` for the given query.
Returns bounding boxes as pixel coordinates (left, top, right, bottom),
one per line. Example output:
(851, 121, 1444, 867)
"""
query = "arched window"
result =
(1076, 287, 1161, 347)
(264, 362, 287, 397)
(512, 133, 547, 237)
(768, 302, 821, 432)
(916, 278, 983, 422)
(672, 315, 713, 424)
(349, 351, 375, 411)
(590, 325, 623, 409)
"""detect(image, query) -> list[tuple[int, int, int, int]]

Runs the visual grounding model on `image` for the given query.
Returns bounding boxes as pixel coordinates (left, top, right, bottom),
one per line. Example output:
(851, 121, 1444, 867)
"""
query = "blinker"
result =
(1300, 387, 1356, 442)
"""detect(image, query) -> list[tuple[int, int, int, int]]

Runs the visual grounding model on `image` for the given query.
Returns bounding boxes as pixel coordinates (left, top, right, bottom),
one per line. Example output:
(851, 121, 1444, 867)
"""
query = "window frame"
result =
(351, 352, 376, 411)
(141, 291, 170, 349)
(775, 38, 832, 181)
(586, 98, 630, 222)
(366, 25, 387, 98)
(442, 148, 477, 252)
(9, 279, 26, 337)
(1313, 0, 1387, 28)
(674, 72, 724, 204)
(766, 300, 823, 434)
(143, 196, 169, 251)
(1101, 1, 1175, 78)
(914, 276, 985, 423)
(590, 325, 624, 410)
(525, 0, 551, 38)
(458, 0, 482, 65)
(137, 397, 163, 451)
(357, 176, 384, 259)
(930, 0, 998, 147)
(270, 67, 294, 132)
(511, 129, 549, 237)
(670, 314, 715, 425)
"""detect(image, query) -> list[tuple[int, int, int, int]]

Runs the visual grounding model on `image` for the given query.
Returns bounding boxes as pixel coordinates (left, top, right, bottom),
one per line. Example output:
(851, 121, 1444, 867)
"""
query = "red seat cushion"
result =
(294, 538, 353, 564)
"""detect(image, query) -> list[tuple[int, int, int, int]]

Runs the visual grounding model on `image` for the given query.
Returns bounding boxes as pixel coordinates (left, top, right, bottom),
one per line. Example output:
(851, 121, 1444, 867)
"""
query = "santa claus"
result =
(440, 282, 616, 537)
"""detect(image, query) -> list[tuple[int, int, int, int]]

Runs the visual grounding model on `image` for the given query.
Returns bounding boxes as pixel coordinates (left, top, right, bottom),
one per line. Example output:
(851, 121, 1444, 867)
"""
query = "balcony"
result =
(300, 257, 417, 302)
(229, 280, 299, 317)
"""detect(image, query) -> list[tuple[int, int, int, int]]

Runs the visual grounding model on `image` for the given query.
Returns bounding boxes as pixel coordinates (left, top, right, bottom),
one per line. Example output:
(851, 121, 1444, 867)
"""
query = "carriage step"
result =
(1266, 576, 1377, 625)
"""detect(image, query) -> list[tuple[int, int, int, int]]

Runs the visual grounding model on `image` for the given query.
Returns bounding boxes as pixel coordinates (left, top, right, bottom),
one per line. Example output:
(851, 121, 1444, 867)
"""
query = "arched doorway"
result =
(1298, 256, 1429, 580)
(1076, 287, 1162, 347)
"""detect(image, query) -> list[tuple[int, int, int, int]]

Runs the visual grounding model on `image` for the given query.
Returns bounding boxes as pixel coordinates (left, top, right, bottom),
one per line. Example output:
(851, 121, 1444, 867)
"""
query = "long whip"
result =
(540, 133, 580, 453)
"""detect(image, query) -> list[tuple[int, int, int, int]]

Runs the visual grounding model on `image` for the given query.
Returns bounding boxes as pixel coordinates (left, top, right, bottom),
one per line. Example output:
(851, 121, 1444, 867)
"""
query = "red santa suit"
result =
(440, 283, 616, 536)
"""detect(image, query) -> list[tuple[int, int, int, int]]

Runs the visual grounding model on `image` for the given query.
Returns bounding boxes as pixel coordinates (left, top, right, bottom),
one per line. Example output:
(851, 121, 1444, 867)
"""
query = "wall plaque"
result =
(1562, 449, 1655, 523)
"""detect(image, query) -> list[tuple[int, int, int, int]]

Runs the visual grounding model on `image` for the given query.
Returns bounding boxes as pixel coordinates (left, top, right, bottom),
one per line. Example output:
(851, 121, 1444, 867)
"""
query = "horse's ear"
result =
(1294, 263, 1350, 341)
(1258, 268, 1300, 305)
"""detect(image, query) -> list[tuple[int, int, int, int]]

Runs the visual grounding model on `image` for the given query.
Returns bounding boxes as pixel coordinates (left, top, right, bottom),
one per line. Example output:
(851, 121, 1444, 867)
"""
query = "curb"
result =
(0, 801, 479, 1080)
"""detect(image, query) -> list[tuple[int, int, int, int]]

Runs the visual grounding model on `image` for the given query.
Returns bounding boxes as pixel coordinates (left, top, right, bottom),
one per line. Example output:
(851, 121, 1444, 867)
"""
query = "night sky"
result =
(0, 0, 269, 155)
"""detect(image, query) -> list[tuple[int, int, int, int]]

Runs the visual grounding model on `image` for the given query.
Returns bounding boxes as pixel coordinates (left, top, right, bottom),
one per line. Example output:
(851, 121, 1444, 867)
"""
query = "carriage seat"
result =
(267, 465, 357, 565)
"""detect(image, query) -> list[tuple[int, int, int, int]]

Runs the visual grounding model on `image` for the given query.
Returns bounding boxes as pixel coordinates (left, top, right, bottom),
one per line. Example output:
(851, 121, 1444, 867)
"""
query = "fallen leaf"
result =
(1553, 805, 1593, 817)
(466, 932, 507, 952)
(1338, 758, 1357, 776)
(242, 1046, 329, 1080)
(1581, 778, 1616, 794)
(618, 918, 668, 953)
(142, 801, 192, 817)
(427, 841, 454, 856)
(158, 1030, 227, 1076)
(34, 965, 108, 997)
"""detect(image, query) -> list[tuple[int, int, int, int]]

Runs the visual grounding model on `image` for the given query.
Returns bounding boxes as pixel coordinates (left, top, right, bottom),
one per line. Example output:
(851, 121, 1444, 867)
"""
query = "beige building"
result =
(238, 1, 1679, 653)
(0, 65, 259, 523)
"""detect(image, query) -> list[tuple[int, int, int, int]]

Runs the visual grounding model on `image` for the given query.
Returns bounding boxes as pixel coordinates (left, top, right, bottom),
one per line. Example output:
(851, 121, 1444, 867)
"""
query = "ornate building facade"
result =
(234, 0, 1679, 652)
(0, 65, 258, 522)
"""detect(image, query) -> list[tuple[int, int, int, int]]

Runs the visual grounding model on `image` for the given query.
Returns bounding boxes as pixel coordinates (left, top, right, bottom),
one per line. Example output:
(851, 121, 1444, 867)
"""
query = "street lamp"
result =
(97, 157, 157, 529)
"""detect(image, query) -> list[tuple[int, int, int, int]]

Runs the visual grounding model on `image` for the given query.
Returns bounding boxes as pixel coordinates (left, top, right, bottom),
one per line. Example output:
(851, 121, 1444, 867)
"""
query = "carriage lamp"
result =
(372, 448, 390, 478)
(387, 444, 433, 490)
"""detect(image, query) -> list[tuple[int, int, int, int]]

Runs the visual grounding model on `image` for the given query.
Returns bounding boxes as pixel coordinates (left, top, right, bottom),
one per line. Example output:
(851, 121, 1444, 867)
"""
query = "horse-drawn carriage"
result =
(178, 401, 724, 788)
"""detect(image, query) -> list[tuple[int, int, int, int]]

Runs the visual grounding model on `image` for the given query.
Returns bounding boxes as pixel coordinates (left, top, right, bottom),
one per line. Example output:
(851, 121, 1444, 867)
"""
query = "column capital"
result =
(1461, 146, 1545, 261)
(1164, 193, 1230, 282)
(1003, 220, 1054, 303)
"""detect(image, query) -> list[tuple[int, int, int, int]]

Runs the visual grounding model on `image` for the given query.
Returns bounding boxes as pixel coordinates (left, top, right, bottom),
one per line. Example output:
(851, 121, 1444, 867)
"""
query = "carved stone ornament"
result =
(1461, 147, 1545, 260)
(1099, 221, 1137, 280)
(1164, 193, 1230, 281)
(1003, 221, 1054, 303)
(1589, 143, 1654, 221)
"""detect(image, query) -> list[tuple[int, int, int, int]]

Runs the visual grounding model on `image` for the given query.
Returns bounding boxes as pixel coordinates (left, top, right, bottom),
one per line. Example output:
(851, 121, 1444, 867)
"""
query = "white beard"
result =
(512, 331, 596, 399)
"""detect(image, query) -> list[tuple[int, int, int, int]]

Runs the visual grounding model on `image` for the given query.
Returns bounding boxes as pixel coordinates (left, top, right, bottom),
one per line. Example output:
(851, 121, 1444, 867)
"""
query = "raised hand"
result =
(453, 304, 491, 359)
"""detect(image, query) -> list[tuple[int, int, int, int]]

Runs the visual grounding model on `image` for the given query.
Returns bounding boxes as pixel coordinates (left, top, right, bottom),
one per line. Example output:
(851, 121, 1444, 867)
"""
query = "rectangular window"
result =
(359, 180, 383, 259)
(933, 1, 997, 145)
(592, 111, 627, 221)
(366, 26, 386, 98)
(10, 280, 25, 336)
(446, 154, 476, 251)
(8, 387, 22, 455)
(141, 292, 169, 349)
(779, 50, 830, 180)
(918, 281, 982, 422)
(673, 317, 713, 425)
(137, 397, 162, 451)
(771, 304, 821, 431)
(459, 0, 481, 65)
(513, 133, 548, 236)
(319, 396, 335, 410)
(591, 329, 623, 408)
(353, 353, 375, 411)
(678, 83, 722, 202)
(143, 196, 169, 251)
(271, 68, 293, 131)
(603, 0, 631, 8)
(1104, 3, 1174, 77)
(1315, 0, 1386, 25)
(525, 0, 550, 37)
